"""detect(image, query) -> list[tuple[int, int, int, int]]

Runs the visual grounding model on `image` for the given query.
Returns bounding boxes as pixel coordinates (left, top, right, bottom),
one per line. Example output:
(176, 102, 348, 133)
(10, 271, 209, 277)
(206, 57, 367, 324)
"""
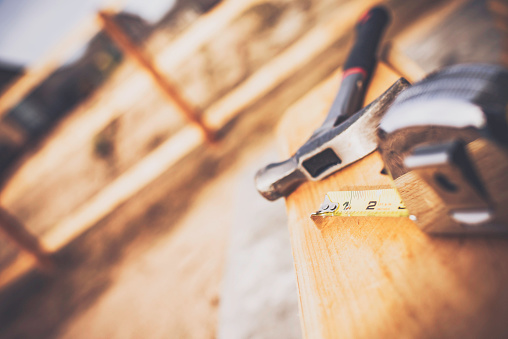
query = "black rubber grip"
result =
(343, 6, 391, 81)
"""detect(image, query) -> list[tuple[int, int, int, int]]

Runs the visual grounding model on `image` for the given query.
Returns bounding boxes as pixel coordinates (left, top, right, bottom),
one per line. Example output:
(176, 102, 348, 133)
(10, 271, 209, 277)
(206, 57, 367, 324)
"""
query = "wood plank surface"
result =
(278, 63, 508, 338)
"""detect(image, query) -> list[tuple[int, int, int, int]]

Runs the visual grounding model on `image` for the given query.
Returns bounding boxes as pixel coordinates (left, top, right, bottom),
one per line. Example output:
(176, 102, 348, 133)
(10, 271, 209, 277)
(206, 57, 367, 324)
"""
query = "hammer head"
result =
(255, 78, 410, 200)
(255, 158, 306, 201)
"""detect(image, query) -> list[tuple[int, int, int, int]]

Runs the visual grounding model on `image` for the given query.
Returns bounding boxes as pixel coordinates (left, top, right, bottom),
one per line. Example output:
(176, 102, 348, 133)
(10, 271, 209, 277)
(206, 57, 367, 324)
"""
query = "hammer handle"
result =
(322, 5, 391, 129)
(343, 6, 390, 82)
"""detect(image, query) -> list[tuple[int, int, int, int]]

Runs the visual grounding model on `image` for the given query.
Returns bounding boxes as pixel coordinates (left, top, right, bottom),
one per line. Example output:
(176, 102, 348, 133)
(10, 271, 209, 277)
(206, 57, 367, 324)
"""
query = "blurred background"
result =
(0, 0, 505, 338)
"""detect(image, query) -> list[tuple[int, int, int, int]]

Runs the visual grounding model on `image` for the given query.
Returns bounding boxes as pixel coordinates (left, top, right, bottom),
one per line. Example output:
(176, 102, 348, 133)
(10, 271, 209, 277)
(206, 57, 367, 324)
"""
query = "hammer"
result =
(255, 6, 407, 201)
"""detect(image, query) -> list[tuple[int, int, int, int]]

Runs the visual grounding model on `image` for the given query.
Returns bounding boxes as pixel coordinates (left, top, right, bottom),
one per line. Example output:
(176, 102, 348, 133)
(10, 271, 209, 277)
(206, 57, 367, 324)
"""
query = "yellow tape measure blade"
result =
(312, 188, 409, 218)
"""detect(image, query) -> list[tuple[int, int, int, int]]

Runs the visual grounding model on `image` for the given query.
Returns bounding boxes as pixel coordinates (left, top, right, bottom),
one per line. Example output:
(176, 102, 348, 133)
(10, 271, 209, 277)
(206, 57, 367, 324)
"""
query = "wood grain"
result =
(278, 63, 508, 338)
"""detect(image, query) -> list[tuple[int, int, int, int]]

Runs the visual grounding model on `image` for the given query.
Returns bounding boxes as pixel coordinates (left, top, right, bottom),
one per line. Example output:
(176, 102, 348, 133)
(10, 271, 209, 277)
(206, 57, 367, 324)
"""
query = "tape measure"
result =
(311, 188, 409, 218)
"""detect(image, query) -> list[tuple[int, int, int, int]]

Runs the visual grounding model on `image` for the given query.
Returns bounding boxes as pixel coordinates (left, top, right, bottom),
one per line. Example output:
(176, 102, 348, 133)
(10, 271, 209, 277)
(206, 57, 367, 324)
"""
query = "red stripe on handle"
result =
(342, 67, 367, 80)
(358, 10, 371, 24)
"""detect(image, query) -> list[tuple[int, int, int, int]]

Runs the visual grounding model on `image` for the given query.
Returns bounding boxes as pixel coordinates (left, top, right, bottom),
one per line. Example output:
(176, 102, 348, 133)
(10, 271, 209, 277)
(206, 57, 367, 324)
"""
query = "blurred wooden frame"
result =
(0, 0, 269, 288)
(0, 0, 393, 289)
(0, 0, 222, 274)
(0, 0, 266, 142)
(0, 16, 106, 273)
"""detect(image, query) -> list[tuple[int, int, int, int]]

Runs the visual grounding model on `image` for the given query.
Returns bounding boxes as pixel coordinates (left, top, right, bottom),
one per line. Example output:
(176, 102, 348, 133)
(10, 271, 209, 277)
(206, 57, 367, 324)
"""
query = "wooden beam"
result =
(0, 123, 205, 288)
(278, 63, 508, 338)
(42, 125, 204, 251)
(98, 11, 215, 142)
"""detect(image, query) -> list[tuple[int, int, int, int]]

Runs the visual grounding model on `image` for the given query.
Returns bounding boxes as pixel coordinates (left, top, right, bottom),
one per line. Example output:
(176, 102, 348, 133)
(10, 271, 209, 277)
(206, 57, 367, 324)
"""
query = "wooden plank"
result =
(0, 67, 171, 239)
(43, 125, 204, 251)
(277, 63, 508, 338)
(0, 124, 204, 288)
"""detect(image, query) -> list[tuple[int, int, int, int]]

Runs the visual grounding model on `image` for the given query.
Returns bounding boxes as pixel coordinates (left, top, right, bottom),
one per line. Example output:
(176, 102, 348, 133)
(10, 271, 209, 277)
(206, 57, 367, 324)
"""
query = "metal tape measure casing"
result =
(378, 64, 508, 234)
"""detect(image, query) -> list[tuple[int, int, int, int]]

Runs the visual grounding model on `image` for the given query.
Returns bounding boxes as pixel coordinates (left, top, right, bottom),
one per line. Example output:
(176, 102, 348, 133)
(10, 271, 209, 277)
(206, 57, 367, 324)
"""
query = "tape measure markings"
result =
(313, 188, 409, 217)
